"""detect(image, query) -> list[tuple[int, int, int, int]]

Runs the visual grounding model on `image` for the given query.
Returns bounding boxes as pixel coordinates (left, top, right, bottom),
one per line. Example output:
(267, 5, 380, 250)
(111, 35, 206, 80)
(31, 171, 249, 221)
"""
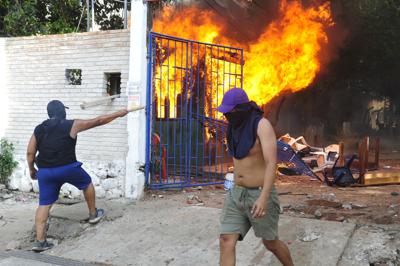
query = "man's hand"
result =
(29, 168, 37, 180)
(251, 196, 268, 219)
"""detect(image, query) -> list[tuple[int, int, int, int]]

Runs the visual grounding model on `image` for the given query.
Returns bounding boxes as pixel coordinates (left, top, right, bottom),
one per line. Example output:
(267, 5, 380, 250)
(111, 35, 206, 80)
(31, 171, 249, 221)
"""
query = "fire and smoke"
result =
(153, 0, 333, 117)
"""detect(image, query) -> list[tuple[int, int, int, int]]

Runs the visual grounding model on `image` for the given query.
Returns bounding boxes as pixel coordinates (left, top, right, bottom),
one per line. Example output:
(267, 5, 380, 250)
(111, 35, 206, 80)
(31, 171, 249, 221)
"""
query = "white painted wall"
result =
(125, 0, 148, 199)
(0, 38, 7, 138)
(4, 30, 130, 161)
(3, 30, 131, 198)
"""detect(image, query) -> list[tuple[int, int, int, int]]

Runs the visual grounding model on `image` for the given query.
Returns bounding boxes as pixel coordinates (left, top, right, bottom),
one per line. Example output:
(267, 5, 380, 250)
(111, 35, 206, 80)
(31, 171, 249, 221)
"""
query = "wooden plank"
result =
(364, 169, 400, 185)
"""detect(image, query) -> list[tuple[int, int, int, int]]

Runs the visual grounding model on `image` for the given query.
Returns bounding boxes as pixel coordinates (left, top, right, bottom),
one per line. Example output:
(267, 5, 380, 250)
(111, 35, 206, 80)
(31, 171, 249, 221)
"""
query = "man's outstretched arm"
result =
(70, 109, 128, 138)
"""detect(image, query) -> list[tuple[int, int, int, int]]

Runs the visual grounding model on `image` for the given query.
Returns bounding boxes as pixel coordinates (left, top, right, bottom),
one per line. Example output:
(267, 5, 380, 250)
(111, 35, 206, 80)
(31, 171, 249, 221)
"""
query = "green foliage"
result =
(0, 138, 18, 185)
(0, 0, 84, 36)
(0, 0, 133, 36)
(94, 0, 128, 30)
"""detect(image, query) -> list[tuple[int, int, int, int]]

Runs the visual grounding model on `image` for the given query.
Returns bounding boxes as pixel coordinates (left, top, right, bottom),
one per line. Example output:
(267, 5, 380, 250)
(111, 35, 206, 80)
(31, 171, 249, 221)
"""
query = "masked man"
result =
(217, 88, 294, 266)
(27, 100, 128, 252)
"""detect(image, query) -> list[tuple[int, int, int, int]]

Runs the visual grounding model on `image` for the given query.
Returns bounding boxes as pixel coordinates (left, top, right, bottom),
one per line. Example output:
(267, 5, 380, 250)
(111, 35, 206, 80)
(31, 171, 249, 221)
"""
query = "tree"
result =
(94, 0, 130, 30)
(1, 0, 85, 36)
(0, 0, 138, 36)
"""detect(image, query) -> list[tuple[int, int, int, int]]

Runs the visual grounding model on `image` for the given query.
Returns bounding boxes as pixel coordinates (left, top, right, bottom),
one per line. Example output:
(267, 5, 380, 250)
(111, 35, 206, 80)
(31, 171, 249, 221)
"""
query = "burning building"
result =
(146, 0, 337, 187)
(152, 0, 333, 116)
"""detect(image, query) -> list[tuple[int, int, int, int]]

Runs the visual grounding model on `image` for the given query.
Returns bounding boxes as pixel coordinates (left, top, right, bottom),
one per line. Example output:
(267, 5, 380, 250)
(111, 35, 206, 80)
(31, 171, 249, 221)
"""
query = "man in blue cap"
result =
(217, 88, 293, 266)
(26, 100, 128, 252)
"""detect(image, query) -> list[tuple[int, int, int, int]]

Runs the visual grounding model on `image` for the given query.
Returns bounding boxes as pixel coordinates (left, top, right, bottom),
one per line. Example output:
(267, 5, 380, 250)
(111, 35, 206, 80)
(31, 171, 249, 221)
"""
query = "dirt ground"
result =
(145, 175, 400, 226)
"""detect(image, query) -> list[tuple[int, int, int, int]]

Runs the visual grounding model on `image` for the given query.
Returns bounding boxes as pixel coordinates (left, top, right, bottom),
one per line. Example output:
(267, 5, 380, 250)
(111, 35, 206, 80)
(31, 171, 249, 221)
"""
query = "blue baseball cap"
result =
(216, 88, 249, 113)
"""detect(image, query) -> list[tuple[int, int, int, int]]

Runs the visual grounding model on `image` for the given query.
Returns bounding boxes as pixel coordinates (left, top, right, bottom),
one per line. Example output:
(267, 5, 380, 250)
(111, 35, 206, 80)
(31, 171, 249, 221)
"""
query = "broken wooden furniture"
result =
(358, 137, 400, 185)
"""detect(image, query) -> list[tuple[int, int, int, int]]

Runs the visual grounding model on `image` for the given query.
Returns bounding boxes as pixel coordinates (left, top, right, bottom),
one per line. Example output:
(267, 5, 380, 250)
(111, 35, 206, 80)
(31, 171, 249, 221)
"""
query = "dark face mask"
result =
(224, 110, 250, 128)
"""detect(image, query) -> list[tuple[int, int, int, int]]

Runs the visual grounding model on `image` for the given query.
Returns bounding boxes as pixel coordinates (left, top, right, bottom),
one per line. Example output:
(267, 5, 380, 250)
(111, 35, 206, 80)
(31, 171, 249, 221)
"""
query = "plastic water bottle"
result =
(224, 173, 234, 191)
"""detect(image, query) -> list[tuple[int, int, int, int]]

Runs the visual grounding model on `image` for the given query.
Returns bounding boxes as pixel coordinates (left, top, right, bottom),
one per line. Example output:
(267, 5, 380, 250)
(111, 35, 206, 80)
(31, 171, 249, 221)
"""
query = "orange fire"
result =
(153, 1, 333, 117)
(244, 1, 333, 103)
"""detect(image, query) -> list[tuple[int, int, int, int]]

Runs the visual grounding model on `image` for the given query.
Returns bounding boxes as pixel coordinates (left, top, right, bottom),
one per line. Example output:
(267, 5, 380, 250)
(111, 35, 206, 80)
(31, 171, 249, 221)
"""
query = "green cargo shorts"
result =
(220, 185, 280, 241)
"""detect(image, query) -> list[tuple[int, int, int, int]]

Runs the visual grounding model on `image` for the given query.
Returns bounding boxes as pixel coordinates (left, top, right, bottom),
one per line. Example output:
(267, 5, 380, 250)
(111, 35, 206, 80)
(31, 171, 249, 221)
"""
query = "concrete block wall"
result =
(0, 38, 7, 137)
(2, 30, 131, 198)
(4, 30, 130, 161)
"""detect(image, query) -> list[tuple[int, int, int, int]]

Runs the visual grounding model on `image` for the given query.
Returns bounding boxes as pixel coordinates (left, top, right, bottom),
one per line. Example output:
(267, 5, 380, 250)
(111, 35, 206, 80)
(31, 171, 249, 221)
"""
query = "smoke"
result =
(196, 0, 280, 43)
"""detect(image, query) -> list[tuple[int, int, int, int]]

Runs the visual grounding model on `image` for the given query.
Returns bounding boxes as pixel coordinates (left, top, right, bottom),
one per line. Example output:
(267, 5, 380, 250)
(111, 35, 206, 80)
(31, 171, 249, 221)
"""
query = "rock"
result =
(187, 194, 195, 200)
(47, 238, 59, 247)
(19, 176, 33, 192)
(106, 163, 120, 178)
(6, 240, 21, 250)
(352, 203, 367, 209)
(69, 185, 81, 198)
(102, 178, 119, 191)
(95, 186, 106, 198)
(390, 191, 399, 196)
(195, 203, 205, 206)
(96, 168, 108, 179)
(342, 203, 352, 210)
(90, 174, 100, 186)
(60, 183, 81, 198)
(0, 184, 5, 190)
(107, 161, 125, 178)
(193, 195, 203, 203)
(105, 188, 122, 199)
(8, 174, 21, 190)
(32, 180, 39, 193)
(314, 209, 323, 219)
(306, 194, 313, 199)
(1, 193, 13, 199)
(15, 195, 28, 202)
(298, 230, 321, 242)
(336, 216, 346, 222)
(321, 193, 336, 201)
(158, 195, 164, 198)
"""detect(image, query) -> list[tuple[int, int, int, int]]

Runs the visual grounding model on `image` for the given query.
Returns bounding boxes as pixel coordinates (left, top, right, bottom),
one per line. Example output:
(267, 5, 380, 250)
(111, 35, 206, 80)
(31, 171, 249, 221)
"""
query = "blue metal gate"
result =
(145, 32, 244, 189)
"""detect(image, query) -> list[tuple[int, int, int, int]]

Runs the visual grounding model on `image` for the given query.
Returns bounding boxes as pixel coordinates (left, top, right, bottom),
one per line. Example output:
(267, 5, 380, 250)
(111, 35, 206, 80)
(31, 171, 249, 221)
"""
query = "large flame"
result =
(244, 1, 333, 102)
(153, 1, 333, 117)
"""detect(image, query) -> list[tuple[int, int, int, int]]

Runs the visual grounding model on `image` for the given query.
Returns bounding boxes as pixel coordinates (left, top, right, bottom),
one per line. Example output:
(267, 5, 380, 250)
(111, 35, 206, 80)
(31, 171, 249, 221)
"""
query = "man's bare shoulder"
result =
(257, 118, 274, 136)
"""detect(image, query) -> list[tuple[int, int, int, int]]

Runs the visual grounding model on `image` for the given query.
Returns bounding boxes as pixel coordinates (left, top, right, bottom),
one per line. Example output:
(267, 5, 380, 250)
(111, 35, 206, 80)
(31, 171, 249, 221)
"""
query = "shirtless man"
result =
(217, 88, 294, 266)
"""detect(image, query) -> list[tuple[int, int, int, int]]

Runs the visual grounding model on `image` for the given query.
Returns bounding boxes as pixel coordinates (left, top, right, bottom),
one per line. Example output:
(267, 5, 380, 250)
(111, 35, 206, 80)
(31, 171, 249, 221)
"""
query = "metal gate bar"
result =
(146, 32, 243, 189)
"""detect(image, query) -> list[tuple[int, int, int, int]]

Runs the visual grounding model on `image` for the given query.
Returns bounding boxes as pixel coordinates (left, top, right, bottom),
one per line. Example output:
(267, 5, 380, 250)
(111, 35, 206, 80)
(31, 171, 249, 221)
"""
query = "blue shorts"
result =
(37, 161, 92, 205)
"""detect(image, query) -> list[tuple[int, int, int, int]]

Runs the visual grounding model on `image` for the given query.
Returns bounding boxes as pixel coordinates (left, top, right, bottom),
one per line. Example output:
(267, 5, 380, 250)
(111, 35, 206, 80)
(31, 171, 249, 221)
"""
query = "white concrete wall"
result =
(0, 38, 7, 138)
(3, 30, 131, 198)
(125, 0, 148, 199)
